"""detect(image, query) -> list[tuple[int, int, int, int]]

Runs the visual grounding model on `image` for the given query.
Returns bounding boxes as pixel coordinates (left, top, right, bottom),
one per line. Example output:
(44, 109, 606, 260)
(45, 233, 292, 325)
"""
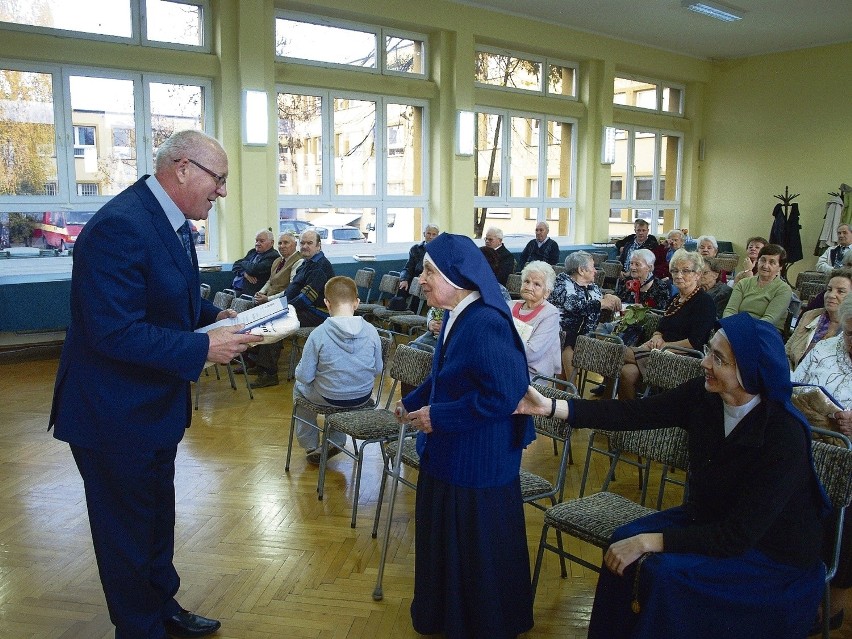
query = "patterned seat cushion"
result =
(544, 491, 655, 547)
(327, 408, 410, 441)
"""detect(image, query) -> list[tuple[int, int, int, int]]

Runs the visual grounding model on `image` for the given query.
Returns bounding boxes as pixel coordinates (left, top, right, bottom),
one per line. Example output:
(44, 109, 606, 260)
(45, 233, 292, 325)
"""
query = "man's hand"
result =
(245, 274, 258, 284)
(254, 292, 269, 304)
(398, 280, 409, 291)
(206, 325, 263, 365)
(216, 309, 237, 321)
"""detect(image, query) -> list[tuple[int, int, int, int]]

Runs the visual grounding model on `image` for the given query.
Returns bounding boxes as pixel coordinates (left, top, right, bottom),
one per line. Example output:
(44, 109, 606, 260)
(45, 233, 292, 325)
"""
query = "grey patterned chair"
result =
(506, 273, 522, 299)
(530, 417, 690, 595)
(711, 252, 740, 274)
(810, 428, 852, 639)
(355, 272, 401, 318)
(798, 279, 828, 306)
(371, 277, 423, 328)
(386, 285, 431, 336)
(284, 332, 393, 474)
(322, 343, 434, 528)
(354, 267, 376, 304)
(600, 260, 623, 288)
(200, 282, 211, 299)
(286, 326, 316, 381)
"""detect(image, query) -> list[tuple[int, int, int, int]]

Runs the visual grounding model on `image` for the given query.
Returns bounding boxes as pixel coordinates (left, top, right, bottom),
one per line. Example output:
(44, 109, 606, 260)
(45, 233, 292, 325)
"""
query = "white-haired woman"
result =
(613, 248, 671, 311)
(549, 251, 621, 381)
(509, 261, 562, 380)
(619, 250, 716, 399)
(652, 229, 685, 280)
(791, 294, 852, 631)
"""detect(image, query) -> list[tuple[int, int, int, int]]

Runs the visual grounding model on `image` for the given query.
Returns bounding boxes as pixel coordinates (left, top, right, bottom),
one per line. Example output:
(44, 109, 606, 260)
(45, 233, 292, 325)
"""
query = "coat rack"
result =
(770, 186, 801, 282)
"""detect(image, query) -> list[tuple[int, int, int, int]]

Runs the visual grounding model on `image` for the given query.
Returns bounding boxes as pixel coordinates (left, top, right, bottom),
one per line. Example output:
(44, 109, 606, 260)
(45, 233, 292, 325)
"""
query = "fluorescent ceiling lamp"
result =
(601, 126, 616, 165)
(682, 1, 743, 22)
(456, 110, 475, 156)
(242, 89, 268, 146)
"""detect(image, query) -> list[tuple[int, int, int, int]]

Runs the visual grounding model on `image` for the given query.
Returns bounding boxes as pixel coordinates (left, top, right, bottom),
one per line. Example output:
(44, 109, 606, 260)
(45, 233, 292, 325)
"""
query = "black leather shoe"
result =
(589, 384, 606, 397)
(163, 610, 221, 638)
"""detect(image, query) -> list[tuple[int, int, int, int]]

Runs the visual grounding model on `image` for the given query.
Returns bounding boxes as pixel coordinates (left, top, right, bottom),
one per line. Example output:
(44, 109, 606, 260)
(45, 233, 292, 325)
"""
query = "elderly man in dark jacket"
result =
(231, 229, 279, 296)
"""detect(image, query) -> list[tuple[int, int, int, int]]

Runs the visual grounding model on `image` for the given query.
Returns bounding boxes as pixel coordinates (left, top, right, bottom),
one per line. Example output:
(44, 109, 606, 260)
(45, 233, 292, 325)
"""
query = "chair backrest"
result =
(641, 309, 664, 342)
(594, 268, 605, 287)
(384, 344, 434, 407)
(571, 334, 626, 381)
(530, 376, 577, 442)
(230, 296, 255, 313)
(200, 283, 211, 299)
(506, 273, 522, 296)
(377, 273, 401, 298)
(601, 260, 622, 279)
(711, 253, 739, 273)
(612, 426, 690, 472)
(812, 437, 852, 511)
(643, 347, 704, 392)
(795, 270, 829, 291)
(212, 290, 235, 309)
(591, 251, 609, 266)
(373, 329, 395, 405)
(354, 267, 376, 303)
(799, 280, 827, 305)
(553, 265, 566, 276)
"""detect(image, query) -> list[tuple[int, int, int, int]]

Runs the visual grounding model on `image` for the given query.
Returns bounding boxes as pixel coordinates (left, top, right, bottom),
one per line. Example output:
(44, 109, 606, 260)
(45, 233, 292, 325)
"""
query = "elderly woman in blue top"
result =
(516, 312, 829, 639)
(397, 233, 535, 639)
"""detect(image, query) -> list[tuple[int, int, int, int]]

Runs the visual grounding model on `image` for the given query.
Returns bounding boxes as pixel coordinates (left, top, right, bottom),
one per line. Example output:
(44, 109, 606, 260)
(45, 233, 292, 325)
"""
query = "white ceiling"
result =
(452, 0, 852, 60)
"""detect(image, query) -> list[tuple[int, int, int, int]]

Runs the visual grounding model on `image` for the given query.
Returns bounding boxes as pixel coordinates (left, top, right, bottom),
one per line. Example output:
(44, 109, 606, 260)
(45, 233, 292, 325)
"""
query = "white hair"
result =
(697, 235, 718, 250)
(485, 227, 504, 240)
(521, 260, 556, 293)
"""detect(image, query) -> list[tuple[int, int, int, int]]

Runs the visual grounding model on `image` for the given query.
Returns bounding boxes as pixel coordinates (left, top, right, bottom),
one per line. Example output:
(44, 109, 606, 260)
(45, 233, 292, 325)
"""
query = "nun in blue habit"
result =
(400, 233, 536, 639)
(517, 312, 830, 639)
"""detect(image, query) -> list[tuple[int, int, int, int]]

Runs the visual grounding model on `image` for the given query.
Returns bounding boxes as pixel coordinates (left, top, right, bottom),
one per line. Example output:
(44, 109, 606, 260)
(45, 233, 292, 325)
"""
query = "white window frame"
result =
(473, 107, 578, 239)
(0, 59, 217, 261)
(608, 125, 683, 236)
(0, 0, 210, 52)
(276, 85, 430, 252)
(275, 11, 428, 79)
(613, 73, 685, 116)
(474, 45, 578, 101)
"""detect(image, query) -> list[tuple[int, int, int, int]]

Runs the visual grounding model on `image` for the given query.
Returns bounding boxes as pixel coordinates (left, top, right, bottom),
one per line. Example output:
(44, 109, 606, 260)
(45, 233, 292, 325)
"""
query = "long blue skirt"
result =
(588, 507, 825, 639)
(411, 472, 534, 639)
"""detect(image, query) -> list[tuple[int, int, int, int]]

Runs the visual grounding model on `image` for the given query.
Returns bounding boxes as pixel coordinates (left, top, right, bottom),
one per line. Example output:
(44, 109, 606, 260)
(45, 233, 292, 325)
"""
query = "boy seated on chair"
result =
(293, 276, 384, 465)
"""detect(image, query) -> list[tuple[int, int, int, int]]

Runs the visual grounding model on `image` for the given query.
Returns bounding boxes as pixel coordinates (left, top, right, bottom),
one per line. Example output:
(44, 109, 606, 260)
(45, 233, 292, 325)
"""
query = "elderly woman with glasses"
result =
(549, 251, 621, 380)
(509, 261, 562, 380)
(618, 249, 716, 399)
(700, 259, 733, 319)
(791, 294, 852, 631)
(516, 312, 830, 639)
(398, 233, 535, 639)
(651, 229, 686, 280)
(724, 244, 792, 332)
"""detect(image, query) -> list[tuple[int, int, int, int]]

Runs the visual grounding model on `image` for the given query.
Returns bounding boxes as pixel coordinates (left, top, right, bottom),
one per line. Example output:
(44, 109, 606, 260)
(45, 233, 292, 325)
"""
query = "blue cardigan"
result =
(403, 299, 533, 488)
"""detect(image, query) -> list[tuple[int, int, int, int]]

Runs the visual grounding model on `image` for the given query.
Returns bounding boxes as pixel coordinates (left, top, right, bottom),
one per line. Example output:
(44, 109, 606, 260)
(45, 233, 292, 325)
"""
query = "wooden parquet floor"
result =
(1, 342, 850, 638)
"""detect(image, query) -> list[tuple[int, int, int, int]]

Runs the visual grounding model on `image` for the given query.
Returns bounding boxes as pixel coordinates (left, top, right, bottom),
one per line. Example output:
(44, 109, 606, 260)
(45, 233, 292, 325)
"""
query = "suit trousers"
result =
(71, 444, 182, 639)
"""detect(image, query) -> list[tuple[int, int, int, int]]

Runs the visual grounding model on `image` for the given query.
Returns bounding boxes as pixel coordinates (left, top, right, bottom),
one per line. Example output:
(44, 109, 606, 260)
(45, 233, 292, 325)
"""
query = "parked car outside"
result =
(279, 219, 314, 235)
(312, 225, 368, 244)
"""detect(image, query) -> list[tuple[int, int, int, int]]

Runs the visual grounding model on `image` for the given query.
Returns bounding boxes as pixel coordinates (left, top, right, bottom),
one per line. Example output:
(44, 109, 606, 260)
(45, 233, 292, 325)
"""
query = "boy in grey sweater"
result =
(293, 276, 383, 464)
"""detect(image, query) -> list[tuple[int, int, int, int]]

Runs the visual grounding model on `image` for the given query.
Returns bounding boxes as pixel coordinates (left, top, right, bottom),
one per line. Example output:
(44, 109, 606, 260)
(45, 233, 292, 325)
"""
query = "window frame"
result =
(276, 85, 430, 253)
(0, 0, 211, 53)
(613, 73, 685, 116)
(274, 11, 428, 79)
(474, 45, 578, 100)
(473, 107, 578, 239)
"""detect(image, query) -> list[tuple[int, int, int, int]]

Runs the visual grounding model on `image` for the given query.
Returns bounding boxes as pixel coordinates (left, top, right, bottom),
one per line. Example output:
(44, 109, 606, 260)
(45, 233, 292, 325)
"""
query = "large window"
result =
(473, 109, 576, 239)
(0, 0, 209, 50)
(608, 126, 682, 240)
(0, 62, 213, 258)
(277, 88, 428, 252)
(275, 12, 427, 78)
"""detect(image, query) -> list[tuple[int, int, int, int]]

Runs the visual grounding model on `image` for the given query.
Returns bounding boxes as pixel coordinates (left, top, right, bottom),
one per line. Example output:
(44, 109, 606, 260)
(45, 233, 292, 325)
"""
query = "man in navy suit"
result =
(49, 130, 261, 639)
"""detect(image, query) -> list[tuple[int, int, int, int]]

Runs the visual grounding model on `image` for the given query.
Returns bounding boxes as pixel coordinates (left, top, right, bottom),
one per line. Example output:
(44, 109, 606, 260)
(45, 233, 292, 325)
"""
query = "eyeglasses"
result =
(669, 268, 696, 276)
(702, 344, 731, 367)
(177, 158, 227, 188)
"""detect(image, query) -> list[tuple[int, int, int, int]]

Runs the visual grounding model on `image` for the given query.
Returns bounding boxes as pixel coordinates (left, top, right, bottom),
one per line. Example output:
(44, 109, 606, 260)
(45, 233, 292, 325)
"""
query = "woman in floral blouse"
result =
(548, 251, 621, 380)
(614, 248, 671, 311)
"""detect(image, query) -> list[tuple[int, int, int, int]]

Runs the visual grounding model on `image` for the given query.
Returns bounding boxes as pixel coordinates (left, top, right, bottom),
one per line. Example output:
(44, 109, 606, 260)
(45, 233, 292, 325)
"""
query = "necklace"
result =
(664, 285, 700, 317)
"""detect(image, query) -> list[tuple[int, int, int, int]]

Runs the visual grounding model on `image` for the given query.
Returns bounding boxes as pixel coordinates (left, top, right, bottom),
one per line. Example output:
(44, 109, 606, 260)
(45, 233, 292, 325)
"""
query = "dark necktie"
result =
(178, 221, 193, 263)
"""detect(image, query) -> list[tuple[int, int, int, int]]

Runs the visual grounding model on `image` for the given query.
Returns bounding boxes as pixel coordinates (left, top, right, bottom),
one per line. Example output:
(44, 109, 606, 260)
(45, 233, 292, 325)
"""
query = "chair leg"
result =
(237, 354, 253, 400)
(225, 362, 237, 389)
(350, 440, 370, 528)
(531, 523, 552, 599)
(550, 497, 568, 579)
(285, 412, 298, 472)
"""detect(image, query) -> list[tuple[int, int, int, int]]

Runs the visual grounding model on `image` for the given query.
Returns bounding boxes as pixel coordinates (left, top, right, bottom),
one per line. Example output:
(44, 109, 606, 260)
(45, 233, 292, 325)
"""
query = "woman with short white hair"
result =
(509, 261, 561, 380)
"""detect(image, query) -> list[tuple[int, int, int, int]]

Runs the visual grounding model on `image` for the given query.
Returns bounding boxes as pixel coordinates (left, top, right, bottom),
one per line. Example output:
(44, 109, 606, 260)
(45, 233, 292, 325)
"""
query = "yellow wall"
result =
(699, 42, 852, 279)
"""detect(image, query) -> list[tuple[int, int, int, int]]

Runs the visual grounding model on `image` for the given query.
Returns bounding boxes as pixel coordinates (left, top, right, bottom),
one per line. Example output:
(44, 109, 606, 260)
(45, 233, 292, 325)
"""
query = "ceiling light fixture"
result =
(682, 1, 743, 22)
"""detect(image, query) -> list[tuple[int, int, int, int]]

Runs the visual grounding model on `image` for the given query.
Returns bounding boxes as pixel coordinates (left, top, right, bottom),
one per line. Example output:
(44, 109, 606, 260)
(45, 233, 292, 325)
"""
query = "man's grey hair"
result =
(564, 250, 594, 276)
(536, 221, 550, 232)
(256, 229, 273, 243)
(424, 224, 440, 234)
(155, 129, 223, 172)
(697, 235, 718, 250)
(667, 229, 684, 241)
(520, 260, 556, 293)
(485, 227, 504, 240)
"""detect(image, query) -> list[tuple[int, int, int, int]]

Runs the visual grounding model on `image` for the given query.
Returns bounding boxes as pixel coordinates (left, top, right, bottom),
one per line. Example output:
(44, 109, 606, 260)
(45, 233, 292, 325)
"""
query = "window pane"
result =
(0, 0, 131, 37)
(0, 69, 57, 196)
(278, 93, 322, 196)
(386, 103, 422, 196)
(386, 36, 424, 74)
(509, 116, 539, 198)
(474, 112, 502, 197)
(69, 75, 136, 197)
(660, 134, 679, 200)
(545, 206, 570, 237)
(146, 0, 202, 47)
(149, 82, 205, 162)
(475, 51, 542, 92)
(276, 19, 377, 68)
(545, 120, 573, 198)
(481, 206, 540, 236)
(633, 130, 656, 200)
(614, 77, 659, 110)
(662, 86, 683, 115)
(334, 98, 376, 196)
(547, 64, 575, 98)
(658, 208, 678, 236)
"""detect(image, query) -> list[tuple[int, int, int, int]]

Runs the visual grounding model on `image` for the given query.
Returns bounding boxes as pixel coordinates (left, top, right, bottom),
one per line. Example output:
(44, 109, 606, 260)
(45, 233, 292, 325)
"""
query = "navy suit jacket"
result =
(50, 177, 220, 452)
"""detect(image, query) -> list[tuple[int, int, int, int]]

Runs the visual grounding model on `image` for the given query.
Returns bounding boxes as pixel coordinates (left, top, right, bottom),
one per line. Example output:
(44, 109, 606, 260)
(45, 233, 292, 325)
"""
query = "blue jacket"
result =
(50, 177, 220, 452)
